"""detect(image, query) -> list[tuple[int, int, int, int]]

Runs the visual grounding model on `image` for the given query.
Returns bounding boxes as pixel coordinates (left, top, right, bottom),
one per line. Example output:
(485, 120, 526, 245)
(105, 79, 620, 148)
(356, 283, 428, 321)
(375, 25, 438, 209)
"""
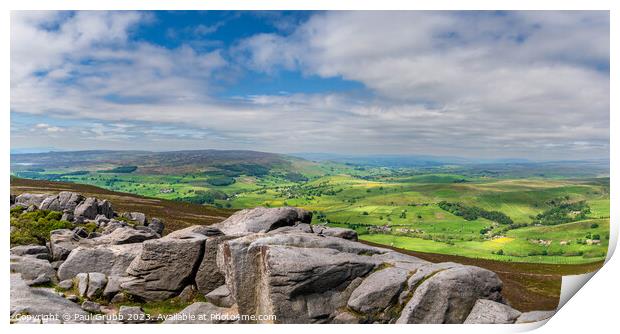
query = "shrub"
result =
(10, 211, 72, 246)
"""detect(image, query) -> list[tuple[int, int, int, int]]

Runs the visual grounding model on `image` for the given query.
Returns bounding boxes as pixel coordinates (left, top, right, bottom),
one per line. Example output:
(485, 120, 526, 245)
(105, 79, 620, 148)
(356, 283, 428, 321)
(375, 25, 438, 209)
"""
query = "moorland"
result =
(11, 150, 610, 265)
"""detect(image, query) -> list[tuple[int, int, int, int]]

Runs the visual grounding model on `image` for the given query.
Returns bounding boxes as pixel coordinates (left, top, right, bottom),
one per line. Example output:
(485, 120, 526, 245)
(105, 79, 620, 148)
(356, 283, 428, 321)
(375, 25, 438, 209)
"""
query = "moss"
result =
(370, 262, 394, 273)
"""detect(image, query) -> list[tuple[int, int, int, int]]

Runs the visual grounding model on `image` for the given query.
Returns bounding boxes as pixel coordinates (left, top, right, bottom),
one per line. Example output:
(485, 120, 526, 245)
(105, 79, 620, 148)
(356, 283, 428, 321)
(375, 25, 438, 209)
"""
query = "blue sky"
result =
(10, 11, 609, 159)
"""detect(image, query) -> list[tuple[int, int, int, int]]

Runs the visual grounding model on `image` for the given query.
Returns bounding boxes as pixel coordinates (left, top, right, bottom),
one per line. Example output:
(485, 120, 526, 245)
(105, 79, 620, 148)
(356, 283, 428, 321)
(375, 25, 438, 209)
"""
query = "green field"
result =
(11, 152, 610, 265)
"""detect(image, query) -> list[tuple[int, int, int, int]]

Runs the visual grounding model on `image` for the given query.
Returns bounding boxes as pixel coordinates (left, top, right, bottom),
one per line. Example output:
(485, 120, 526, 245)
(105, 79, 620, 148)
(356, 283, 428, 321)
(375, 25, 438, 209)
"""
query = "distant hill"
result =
(10, 149, 310, 175)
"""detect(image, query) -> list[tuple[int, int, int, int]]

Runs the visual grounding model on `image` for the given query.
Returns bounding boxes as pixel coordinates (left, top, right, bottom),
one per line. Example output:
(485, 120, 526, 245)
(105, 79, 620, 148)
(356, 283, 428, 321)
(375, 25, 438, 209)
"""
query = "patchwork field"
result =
(11, 151, 611, 265)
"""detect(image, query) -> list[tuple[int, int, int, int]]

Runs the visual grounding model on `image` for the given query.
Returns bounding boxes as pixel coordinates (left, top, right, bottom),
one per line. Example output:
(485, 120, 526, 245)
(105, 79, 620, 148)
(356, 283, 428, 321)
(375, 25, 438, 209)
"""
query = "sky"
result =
(10, 11, 610, 160)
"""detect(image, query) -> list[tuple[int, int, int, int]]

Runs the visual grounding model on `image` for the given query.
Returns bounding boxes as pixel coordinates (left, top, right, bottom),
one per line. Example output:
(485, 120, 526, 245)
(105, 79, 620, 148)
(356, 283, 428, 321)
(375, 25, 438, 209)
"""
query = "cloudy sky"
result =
(10, 11, 609, 160)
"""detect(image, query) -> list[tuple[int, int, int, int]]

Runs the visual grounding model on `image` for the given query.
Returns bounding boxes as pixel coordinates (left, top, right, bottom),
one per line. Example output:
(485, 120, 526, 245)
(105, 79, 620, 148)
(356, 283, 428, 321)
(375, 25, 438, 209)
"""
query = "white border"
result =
(2, 1, 617, 334)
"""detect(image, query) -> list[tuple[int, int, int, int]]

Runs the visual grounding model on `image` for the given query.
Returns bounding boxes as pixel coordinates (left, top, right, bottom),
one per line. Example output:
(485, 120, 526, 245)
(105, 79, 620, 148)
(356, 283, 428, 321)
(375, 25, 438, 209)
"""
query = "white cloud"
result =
(10, 11, 610, 160)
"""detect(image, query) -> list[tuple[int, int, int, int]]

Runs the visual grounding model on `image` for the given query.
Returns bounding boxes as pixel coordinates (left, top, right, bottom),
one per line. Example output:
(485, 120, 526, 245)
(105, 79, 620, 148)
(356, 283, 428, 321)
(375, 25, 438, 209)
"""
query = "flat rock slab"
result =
(464, 299, 522, 324)
(10, 274, 88, 323)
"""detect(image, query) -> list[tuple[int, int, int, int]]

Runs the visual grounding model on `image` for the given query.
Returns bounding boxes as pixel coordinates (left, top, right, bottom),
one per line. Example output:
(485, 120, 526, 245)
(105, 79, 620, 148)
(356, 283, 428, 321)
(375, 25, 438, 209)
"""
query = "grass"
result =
(10, 165, 610, 265)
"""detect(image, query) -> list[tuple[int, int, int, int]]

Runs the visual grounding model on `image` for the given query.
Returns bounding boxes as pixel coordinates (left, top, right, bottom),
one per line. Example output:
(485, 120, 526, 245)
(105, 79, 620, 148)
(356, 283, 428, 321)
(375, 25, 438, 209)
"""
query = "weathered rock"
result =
(103, 275, 130, 299)
(101, 220, 129, 234)
(51, 260, 64, 270)
(73, 227, 89, 238)
(81, 300, 101, 313)
(15, 193, 50, 208)
(110, 293, 128, 304)
(178, 285, 197, 303)
(94, 214, 110, 225)
(28, 273, 52, 286)
(61, 191, 85, 209)
(333, 310, 362, 324)
(66, 295, 79, 303)
(10, 245, 48, 257)
(121, 233, 206, 301)
(397, 265, 503, 324)
(315, 226, 358, 240)
(86, 272, 108, 299)
(76, 273, 89, 297)
(57, 243, 142, 281)
(61, 211, 74, 222)
(372, 251, 430, 272)
(74, 197, 99, 219)
(97, 200, 114, 218)
(464, 299, 522, 324)
(213, 206, 312, 235)
(58, 279, 74, 290)
(147, 218, 165, 235)
(195, 234, 236, 294)
(162, 302, 237, 324)
(218, 233, 379, 323)
(86, 227, 158, 246)
(347, 267, 409, 314)
(205, 285, 234, 308)
(10, 255, 56, 285)
(123, 212, 147, 225)
(50, 229, 80, 261)
(118, 306, 147, 323)
(10, 274, 88, 323)
(515, 310, 555, 323)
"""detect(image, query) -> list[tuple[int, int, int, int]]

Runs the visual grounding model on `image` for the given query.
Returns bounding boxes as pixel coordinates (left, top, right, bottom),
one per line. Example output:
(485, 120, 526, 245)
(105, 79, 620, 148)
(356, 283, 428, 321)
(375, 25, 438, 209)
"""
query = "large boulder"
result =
(147, 218, 165, 235)
(123, 212, 147, 225)
(86, 272, 108, 299)
(10, 255, 57, 285)
(73, 197, 99, 220)
(121, 232, 206, 300)
(85, 227, 158, 246)
(10, 245, 49, 258)
(396, 265, 504, 324)
(464, 299, 522, 324)
(97, 200, 114, 219)
(218, 233, 381, 323)
(205, 285, 235, 308)
(14, 193, 50, 208)
(49, 229, 82, 261)
(347, 267, 409, 315)
(195, 234, 237, 294)
(10, 274, 88, 323)
(57, 243, 142, 281)
(213, 206, 312, 235)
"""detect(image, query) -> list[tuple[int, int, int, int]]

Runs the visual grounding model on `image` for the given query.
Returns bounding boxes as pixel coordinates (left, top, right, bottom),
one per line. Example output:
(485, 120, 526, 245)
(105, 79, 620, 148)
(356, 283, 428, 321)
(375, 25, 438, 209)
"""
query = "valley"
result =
(11, 150, 610, 265)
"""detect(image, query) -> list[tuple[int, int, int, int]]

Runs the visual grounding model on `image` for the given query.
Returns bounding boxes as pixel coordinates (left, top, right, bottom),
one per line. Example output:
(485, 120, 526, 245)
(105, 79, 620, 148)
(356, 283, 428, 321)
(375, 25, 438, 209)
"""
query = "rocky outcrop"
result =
(14, 193, 50, 208)
(212, 206, 311, 234)
(9, 195, 557, 324)
(396, 265, 503, 324)
(121, 232, 206, 300)
(57, 244, 142, 281)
